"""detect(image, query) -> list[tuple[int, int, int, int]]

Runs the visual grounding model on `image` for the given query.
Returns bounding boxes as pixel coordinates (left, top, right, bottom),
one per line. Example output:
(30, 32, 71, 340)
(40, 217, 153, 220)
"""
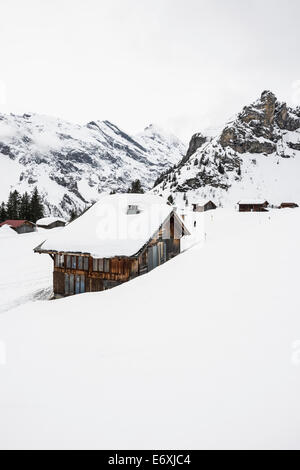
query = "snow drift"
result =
(0, 209, 300, 449)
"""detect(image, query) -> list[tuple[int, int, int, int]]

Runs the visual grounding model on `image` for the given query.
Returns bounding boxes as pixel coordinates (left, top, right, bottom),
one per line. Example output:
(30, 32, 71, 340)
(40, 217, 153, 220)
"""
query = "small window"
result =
(72, 256, 77, 269)
(66, 255, 71, 269)
(55, 254, 60, 268)
(69, 274, 74, 294)
(55, 254, 64, 268)
(93, 258, 98, 271)
(98, 259, 104, 271)
(65, 273, 69, 295)
(84, 257, 89, 271)
(80, 275, 85, 293)
(78, 256, 83, 270)
(104, 259, 110, 273)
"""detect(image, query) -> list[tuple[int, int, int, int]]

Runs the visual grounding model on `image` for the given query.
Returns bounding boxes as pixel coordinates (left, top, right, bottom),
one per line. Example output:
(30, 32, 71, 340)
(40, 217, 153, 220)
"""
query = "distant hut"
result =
(238, 200, 269, 212)
(0, 219, 36, 234)
(34, 194, 190, 298)
(280, 202, 299, 209)
(192, 200, 217, 212)
(36, 217, 66, 229)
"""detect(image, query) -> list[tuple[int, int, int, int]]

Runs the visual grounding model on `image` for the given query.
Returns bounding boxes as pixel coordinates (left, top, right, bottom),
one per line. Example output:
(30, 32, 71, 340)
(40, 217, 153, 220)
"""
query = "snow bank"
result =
(0, 209, 300, 449)
(0, 231, 52, 313)
(0, 224, 18, 238)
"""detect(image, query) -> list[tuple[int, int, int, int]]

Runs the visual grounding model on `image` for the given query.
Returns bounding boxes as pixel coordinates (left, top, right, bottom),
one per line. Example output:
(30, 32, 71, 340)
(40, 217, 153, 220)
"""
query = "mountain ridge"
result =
(0, 112, 186, 217)
(152, 90, 300, 207)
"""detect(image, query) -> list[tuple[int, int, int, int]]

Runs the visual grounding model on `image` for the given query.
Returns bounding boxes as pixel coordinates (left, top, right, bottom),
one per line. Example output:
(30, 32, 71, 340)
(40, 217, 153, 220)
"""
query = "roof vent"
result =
(127, 204, 140, 215)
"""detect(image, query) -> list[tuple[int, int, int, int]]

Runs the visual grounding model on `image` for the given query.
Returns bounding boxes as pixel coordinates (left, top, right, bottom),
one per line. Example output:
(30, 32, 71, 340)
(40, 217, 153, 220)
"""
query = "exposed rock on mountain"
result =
(153, 91, 300, 206)
(181, 132, 208, 165)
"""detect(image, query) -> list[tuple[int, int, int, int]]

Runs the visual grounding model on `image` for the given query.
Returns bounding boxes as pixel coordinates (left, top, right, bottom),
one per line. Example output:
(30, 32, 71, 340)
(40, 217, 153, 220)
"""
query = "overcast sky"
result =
(0, 0, 300, 141)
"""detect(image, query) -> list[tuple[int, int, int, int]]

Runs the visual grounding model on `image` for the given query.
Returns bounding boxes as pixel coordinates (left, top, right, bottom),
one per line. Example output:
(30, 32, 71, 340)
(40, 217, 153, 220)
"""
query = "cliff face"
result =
(219, 91, 300, 155)
(180, 133, 208, 166)
(152, 91, 300, 206)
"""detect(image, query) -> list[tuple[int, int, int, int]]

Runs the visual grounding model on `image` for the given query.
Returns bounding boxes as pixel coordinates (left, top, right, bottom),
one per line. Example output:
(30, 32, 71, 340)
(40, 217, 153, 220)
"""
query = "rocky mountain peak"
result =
(152, 90, 300, 206)
(181, 132, 208, 166)
(219, 90, 300, 154)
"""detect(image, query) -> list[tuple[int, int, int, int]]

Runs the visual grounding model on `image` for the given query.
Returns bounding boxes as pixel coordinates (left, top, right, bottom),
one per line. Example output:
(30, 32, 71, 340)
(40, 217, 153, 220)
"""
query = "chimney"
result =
(127, 205, 140, 215)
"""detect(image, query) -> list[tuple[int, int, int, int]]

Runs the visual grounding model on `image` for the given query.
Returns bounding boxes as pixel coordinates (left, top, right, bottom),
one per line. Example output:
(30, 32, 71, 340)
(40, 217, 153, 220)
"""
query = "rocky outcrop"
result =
(181, 133, 208, 166)
(219, 90, 300, 155)
(152, 90, 300, 202)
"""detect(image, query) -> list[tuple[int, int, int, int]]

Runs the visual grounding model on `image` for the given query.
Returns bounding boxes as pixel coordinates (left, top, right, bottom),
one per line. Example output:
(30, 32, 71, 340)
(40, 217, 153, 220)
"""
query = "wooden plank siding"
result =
(46, 212, 188, 298)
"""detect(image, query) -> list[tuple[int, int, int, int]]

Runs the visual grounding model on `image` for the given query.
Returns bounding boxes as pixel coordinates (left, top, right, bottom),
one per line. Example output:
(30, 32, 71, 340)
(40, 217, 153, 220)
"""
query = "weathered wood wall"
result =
(51, 213, 184, 297)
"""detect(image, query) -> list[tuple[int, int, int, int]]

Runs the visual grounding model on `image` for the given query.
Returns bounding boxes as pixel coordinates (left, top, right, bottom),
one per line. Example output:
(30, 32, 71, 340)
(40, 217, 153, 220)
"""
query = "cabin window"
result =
(104, 259, 110, 273)
(80, 274, 85, 293)
(55, 254, 64, 268)
(55, 254, 65, 268)
(69, 274, 74, 294)
(78, 256, 83, 270)
(93, 258, 98, 271)
(74, 274, 85, 294)
(158, 242, 167, 264)
(64, 273, 69, 295)
(66, 255, 71, 269)
(65, 273, 84, 295)
(92, 258, 106, 272)
(72, 256, 77, 269)
(84, 257, 89, 271)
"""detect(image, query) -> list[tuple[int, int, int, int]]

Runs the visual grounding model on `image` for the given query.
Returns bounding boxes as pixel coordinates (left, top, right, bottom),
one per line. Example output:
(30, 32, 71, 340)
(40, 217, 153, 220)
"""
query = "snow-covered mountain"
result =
(153, 91, 300, 207)
(0, 114, 185, 217)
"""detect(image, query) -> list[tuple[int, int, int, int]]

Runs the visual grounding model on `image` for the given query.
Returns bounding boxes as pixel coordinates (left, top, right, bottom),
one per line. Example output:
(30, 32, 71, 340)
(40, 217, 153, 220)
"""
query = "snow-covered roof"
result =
(0, 224, 18, 237)
(0, 219, 34, 228)
(36, 194, 179, 258)
(192, 199, 215, 206)
(36, 217, 66, 226)
(238, 199, 268, 205)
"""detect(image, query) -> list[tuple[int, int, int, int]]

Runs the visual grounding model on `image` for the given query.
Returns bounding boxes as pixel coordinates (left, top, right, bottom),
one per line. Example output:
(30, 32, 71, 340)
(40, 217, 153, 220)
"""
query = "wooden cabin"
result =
(280, 202, 299, 209)
(36, 217, 66, 229)
(0, 219, 36, 234)
(238, 200, 269, 212)
(34, 194, 190, 298)
(192, 200, 217, 212)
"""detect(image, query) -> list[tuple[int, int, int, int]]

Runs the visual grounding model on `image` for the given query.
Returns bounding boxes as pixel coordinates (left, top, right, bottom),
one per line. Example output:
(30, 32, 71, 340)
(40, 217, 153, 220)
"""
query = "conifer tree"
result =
(167, 194, 174, 205)
(218, 162, 225, 175)
(0, 202, 7, 222)
(6, 190, 21, 219)
(128, 179, 144, 194)
(19, 192, 31, 220)
(30, 187, 44, 222)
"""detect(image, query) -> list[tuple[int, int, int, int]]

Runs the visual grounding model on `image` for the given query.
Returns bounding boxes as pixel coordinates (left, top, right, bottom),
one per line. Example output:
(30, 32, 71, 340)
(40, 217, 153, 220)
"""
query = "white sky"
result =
(0, 0, 300, 142)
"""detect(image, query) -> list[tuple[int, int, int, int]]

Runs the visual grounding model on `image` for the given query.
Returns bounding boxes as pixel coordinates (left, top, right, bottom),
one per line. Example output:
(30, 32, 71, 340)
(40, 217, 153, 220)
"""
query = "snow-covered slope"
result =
(0, 114, 185, 217)
(0, 227, 53, 313)
(153, 91, 300, 208)
(136, 124, 184, 167)
(0, 209, 300, 449)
